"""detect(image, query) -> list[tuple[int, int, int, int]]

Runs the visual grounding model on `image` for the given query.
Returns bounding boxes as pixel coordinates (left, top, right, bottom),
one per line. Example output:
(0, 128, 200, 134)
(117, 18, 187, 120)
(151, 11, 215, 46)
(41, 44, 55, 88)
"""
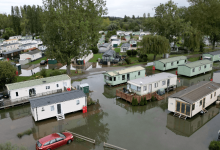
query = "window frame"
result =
(122, 75, 125, 80)
(200, 100, 202, 106)
(56, 84, 59, 88)
(143, 86, 147, 91)
(50, 139, 56, 144)
(138, 71, 140, 76)
(16, 92, 18, 97)
(51, 105, 54, 111)
(76, 100, 80, 105)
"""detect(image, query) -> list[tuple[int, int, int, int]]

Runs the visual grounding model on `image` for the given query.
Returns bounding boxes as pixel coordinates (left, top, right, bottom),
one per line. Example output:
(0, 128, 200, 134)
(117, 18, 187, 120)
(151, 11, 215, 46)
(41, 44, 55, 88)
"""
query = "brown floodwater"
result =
(0, 69, 219, 150)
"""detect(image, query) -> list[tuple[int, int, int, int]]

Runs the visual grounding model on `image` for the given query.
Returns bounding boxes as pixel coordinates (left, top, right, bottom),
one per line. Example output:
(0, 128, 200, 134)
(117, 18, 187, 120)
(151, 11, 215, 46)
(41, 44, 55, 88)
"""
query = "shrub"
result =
(138, 55, 148, 62)
(124, 58, 131, 64)
(209, 141, 220, 150)
(40, 69, 47, 77)
(131, 50, 137, 56)
(140, 97, 144, 106)
(50, 70, 62, 76)
(144, 97, 147, 105)
(126, 50, 132, 56)
(151, 95, 155, 101)
(132, 97, 135, 106)
(17, 133, 22, 139)
(91, 46, 99, 54)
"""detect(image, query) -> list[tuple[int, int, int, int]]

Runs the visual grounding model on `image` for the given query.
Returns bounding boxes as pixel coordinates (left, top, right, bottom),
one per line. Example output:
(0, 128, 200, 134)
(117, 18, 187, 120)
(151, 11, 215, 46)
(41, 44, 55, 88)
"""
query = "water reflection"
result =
(102, 85, 126, 99)
(0, 104, 31, 120)
(116, 98, 168, 114)
(166, 105, 219, 137)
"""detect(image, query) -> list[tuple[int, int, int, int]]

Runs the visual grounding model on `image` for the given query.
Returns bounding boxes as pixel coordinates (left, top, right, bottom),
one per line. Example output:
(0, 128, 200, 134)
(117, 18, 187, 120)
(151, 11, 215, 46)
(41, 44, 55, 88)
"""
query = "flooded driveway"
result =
(0, 69, 219, 150)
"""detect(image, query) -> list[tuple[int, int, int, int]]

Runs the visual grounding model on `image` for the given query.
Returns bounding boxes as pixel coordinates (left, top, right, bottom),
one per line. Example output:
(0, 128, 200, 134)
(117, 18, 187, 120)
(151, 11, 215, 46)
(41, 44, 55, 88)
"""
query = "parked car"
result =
(40, 60, 47, 65)
(36, 132, 73, 150)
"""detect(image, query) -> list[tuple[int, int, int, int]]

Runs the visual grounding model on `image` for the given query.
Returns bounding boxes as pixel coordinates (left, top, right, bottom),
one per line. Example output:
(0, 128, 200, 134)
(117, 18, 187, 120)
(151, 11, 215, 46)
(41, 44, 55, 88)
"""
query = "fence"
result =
(65, 130, 95, 144)
(103, 142, 127, 150)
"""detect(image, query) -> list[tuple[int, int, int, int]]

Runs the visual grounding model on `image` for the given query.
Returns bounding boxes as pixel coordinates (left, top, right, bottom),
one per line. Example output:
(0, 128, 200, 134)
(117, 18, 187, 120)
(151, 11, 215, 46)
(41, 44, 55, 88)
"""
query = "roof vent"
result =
(43, 81, 46, 83)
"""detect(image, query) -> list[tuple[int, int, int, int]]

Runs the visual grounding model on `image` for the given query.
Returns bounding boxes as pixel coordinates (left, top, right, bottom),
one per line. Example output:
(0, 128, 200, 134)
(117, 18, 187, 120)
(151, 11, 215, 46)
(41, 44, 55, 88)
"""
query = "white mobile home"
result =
(110, 35, 118, 41)
(33, 39, 43, 45)
(0, 43, 19, 52)
(213, 70, 220, 83)
(3, 39, 18, 44)
(18, 39, 32, 45)
(127, 73, 177, 96)
(71, 50, 93, 64)
(111, 39, 121, 48)
(120, 43, 131, 52)
(29, 90, 86, 121)
(20, 49, 42, 61)
(5, 74, 71, 102)
(19, 43, 38, 49)
(168, 81, 220, 119)
(9, 35, 22, 40)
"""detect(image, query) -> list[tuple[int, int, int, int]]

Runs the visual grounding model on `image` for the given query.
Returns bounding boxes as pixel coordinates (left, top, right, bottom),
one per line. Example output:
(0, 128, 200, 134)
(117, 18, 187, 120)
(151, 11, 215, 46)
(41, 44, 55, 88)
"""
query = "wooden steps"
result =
(173, 112, 187, 120)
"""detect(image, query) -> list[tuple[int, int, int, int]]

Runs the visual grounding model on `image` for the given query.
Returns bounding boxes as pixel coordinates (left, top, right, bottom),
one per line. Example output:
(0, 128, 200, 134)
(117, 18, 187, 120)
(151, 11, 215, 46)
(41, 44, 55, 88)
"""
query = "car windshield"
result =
(41, 60, 44, 63)
(37, 141, 42, 148)
(57, 133, 66, 138)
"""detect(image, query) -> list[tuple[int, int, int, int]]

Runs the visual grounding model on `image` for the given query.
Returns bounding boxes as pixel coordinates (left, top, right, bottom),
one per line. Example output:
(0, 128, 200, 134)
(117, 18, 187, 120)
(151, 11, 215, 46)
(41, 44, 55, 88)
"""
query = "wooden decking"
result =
(116, 88, 164, 103)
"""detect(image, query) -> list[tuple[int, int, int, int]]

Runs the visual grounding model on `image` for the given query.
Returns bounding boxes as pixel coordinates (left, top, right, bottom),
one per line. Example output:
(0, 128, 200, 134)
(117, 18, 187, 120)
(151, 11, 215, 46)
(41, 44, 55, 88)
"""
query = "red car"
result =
(36, 132, 73, 150)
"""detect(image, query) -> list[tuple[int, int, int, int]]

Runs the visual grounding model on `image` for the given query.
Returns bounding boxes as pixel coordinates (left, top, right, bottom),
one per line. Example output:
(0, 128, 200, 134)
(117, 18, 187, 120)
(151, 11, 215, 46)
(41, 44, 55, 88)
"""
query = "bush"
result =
(0, 142, 27, 150)
(138, 55, 148, 62)
(40, 69, 47, 77)
(91, 46, 99, 54)
(49, 70, 63, 77)
(124, 58, 131, 64)
(151, 95, 155, 101)
(144, 97, 147, 105)
(126, 50, 132, 56)
(209, 141, 220, 150)
(132, 97, 138, 106)
(17, 133, 22, 139)
(131, 50, 137, 56)
(140, 97, 144, 106)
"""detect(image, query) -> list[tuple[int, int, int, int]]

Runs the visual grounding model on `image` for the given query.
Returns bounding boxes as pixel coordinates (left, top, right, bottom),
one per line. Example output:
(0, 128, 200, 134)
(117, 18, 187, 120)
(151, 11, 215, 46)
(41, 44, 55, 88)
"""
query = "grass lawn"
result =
(89, 54, 102, 62)
(114, 48, 120, 53)
(17, 69, 80, 82)
(27, 57, 47, 65)
(188, 57, 200, 62)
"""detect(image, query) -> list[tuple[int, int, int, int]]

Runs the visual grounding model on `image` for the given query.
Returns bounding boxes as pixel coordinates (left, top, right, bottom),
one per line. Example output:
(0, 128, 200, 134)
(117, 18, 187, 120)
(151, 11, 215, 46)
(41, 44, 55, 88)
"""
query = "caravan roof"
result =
(128, 73, 176, 86)
(158, 56, 187, 63)
(106, 66, 145, 76)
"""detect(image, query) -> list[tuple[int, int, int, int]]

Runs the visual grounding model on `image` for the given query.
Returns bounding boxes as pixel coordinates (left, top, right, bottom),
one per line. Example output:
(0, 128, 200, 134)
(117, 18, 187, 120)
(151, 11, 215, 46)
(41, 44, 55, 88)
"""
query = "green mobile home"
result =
(154, 56, 187, 71)
(104, 66, 146, 86)
(177, 60, 213, 77)
(202, 50, 220, 62)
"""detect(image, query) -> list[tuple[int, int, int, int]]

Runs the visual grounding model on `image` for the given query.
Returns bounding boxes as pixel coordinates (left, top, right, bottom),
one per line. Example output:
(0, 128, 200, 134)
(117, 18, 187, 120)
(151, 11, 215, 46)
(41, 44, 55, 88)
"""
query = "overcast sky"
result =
(0, 0, 190, 17)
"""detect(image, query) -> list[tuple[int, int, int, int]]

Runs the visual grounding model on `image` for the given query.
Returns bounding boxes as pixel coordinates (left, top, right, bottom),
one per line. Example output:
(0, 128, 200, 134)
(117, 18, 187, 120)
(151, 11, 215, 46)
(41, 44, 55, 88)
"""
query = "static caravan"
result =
(19, 43, 38, 49)
(33, 39, 43, 45)
(98, 43, 111, 53)
(154, 56, 187, 71)
(3, 39, 18, 44)
(19, 49, 42, 61)
(177, 60, 213, 77)
(213, 70, 220, 84)
(127, 73, 177, 96)
(120, 43, 131, 52)
(1, 43, 20, 52)
(124, 35, 130, 41)
(202, 51, 220, 62)
(71, 50, 93, 64)
(104, 66, 146, 86)
(29, 90, 86, 121)
(111, 39, 121, 48)
(18, 39, 32, 45)
(110, 35, 118, 41)
(166, 105, 219, 137)
(168, 81, 220, 119)
(130, 40, 137, 47)
(5, 74, 71, 102)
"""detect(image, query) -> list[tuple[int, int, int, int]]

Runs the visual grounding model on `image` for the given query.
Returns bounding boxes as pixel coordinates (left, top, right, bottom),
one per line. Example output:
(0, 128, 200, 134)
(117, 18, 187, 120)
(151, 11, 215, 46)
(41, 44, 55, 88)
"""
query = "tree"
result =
(183, 23, 201, 52)
(20, 6, 29, 36)
(132, 15, 135, 19)
(102, 18, 111, 30)
(141, 35, 170, 60)
(41, 0, 106, 74)
(2, 27, 15, 40)
(124, 15, 128, 22)
(146, 0, 185, 46)
(209, 141, 220, 150)
(187, 0, 220, 50)
(0, 61, 17, 89)
(143, 13, 146, 19)
(140, 97, 145, 106)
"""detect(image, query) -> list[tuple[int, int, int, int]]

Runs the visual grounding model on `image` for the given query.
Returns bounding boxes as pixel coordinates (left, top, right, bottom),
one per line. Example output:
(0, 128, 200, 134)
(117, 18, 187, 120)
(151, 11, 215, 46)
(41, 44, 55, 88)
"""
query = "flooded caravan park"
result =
(0, 68, 220, 150)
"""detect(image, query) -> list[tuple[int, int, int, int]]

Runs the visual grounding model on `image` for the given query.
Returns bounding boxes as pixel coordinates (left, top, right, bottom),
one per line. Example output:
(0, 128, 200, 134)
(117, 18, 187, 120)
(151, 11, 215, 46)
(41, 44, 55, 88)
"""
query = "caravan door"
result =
(149, 84, 152, 93)
(57, 104, 62, 114)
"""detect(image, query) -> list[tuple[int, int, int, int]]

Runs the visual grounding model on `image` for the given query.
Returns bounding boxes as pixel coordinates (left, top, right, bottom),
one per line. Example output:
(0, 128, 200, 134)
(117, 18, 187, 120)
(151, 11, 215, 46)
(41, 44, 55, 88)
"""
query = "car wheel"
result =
(67, 140, 72, 144)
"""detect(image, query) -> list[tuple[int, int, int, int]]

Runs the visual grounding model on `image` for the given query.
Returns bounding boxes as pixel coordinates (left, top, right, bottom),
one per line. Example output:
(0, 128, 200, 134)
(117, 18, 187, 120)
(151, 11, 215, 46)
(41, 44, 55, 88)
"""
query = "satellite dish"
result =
(140, 81, 143, 85)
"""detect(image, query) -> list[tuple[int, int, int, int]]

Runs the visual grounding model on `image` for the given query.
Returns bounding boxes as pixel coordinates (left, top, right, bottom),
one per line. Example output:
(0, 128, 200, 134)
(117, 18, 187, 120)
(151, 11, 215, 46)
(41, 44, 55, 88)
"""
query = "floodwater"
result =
(0, 69, 220, 150)
(18, 62, 105, 76)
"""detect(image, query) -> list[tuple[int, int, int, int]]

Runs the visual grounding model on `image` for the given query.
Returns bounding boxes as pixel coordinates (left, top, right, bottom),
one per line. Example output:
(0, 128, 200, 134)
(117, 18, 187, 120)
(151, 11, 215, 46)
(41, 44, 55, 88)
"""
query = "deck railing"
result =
(103, 142, 127, 150)
(65, 130, 95, 144)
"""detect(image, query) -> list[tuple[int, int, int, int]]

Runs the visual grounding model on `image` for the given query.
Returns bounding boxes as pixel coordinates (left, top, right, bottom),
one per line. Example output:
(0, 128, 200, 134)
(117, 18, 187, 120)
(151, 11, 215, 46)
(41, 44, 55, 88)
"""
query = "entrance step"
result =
(57, 114, 65, 121)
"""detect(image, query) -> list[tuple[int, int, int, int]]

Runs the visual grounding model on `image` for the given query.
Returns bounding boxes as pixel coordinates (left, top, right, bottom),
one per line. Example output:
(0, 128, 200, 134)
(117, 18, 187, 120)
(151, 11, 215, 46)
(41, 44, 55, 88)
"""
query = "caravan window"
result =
(57, 84, 59, 87)
(46, 86, 50, 89)
(137, 87, 141, 92)
(143, 86, 147, 91)
(214, 92, 216, 97)
(76, 100, 80, 105)
(164, 64, 166, 67)
(192, 68, 195, 72)
(16, 92, 18, 97)
(130, 84, 137, 91)
(162, 81, 166, 86)
(192, 104, 195, 110)
(199, 67, 201, 71)
(109, 77, 112, 81)
(114, 77, 116, 81)
(176, 101, 180, 112)
(122, 75, 125, 80)
(177, 61, 179, 64)
(138, 71, 140, 75)
(200, 100, 202, 106)
(51, 106, 54, 111)
(211, 94, 212, 99)
(171, 62, 174, 66)
(154, 83, 158, 88)
(204, 65, 206, 68)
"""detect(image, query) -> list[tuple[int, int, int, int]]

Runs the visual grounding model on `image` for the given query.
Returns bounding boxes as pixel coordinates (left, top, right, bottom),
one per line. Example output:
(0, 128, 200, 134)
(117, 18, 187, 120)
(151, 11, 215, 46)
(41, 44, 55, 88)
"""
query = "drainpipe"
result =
(36, 107, 38, 121)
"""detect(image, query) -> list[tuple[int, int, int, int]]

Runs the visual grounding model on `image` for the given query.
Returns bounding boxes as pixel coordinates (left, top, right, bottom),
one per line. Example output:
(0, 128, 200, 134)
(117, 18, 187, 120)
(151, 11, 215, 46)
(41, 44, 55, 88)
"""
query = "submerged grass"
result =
(89, 54, 102, 62)
(17, 129, 33, 139)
